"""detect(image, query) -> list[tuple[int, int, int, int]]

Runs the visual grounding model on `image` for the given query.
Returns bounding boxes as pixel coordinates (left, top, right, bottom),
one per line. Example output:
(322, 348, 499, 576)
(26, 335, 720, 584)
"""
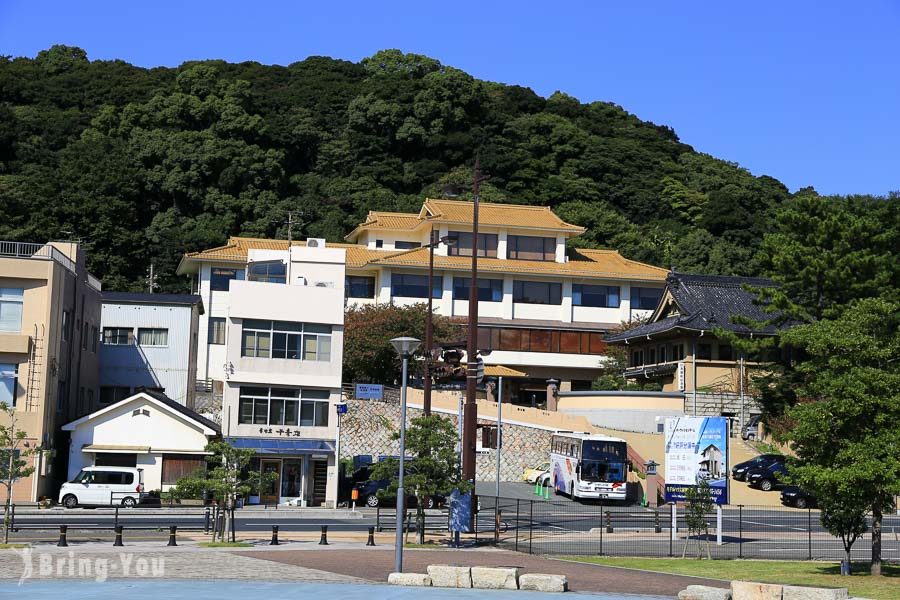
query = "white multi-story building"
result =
(178, 243, 345, 507)
(99, 292, 203, 408)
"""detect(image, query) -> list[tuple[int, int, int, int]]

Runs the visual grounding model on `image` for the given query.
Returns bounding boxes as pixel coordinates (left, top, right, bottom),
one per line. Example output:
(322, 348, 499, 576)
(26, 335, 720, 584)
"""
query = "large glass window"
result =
(0, 288, 23, 333)
(102, 327, 133, 345)
(446, 231, 498, 258)
(248, 261, 287, 284)
(137, 328, 168, 347)
(513, 280, 562, 305)
(573, 284, 620, 308)
(241, 320, 332, 361)
(452, 278, 503, 302)
(391, 273, 441, 299)
(394, 241, 421, 250)
(477, 327, 606, 355)
(0, 363, 17, 407)
(345, 276, 376, 299)
(210, 268, 244, 291)
(632, 286, 663, 310)
(238, 386, 330, 427)
(208, 317, 226, 344)
(507, 235, 555, 261)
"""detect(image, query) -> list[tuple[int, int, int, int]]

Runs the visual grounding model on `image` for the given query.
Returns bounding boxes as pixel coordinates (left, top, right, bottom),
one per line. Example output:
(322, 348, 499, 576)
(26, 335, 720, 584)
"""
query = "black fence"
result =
(478, 496, 900, 562)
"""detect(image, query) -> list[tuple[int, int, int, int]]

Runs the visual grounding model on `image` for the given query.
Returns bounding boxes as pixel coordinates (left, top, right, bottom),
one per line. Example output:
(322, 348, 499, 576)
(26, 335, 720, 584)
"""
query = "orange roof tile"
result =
(344, 211, 424, 241)
(421, 198, 585, 233)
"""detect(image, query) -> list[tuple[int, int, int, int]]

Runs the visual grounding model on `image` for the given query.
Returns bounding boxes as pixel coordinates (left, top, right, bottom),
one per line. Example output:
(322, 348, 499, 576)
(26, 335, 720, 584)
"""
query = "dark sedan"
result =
(732, 454, 785, 481)
(747, 462, 788, 491)
(780, 486, 817, 509)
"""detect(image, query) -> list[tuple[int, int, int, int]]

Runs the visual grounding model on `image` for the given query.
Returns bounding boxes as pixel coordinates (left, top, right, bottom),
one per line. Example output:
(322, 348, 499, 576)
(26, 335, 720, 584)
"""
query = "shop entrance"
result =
(260, 459, 281, 505)
(311, 459, 328, 506)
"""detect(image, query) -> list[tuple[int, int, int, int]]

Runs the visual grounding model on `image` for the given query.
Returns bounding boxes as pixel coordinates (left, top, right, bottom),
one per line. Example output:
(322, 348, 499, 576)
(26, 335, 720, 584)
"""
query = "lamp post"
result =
(389, 336, 421, 574)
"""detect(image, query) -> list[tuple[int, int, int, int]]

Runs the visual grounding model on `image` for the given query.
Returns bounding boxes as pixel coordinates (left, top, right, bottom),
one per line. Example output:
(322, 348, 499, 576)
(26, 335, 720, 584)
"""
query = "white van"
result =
(59, 467, 145, 508)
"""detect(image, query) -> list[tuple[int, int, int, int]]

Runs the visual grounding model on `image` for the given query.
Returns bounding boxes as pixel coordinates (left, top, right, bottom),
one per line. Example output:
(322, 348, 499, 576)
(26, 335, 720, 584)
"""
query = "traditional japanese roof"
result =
(344, 211, 425, 241)
(606, 272, 785, 343)
(420, 198, 586, 234)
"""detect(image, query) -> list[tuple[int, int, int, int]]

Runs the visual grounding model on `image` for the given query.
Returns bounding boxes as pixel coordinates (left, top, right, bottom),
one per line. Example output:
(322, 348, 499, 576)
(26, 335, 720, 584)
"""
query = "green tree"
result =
(780, 298, 900, 575)
(818, 495, 869, 573)
(0, 402, 37, 544)
(682, 480, 714, 559)
(369, 414, 468, 544)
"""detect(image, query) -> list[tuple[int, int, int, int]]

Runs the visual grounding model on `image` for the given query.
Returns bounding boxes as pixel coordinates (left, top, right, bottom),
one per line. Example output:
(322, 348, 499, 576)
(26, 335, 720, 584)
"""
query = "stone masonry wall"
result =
(340, 398, 552, 481)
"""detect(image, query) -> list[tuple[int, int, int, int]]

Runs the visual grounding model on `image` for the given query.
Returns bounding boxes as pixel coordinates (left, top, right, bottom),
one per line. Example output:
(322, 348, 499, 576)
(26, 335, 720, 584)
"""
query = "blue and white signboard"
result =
(664, 417, 729, 505)
(355, 383, 384, 400)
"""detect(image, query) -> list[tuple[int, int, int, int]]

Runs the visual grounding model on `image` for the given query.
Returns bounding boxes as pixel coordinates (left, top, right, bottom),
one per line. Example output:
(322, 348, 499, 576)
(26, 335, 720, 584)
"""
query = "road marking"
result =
(723, 518, 807, 531)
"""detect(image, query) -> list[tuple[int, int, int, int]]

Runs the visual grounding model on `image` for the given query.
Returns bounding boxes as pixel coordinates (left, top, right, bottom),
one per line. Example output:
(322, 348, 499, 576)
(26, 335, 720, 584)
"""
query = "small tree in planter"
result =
(0, 402, 37, 544)
(682, 480, 714, 559)
(173, 440, 275, 542)
(820, 495, 869, 574)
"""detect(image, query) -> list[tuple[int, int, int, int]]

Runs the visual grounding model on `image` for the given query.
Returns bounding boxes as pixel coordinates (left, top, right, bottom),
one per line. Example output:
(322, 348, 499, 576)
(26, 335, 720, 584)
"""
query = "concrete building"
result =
(0, 240, 102, 501)
(99, 292, 203, 409)
(62, 390, 219, 494)
(178, 243, 346, 507)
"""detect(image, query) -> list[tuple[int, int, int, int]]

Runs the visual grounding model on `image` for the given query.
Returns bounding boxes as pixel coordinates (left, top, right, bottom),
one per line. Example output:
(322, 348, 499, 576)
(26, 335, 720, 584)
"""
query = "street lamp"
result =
(389, 336, 421, 574)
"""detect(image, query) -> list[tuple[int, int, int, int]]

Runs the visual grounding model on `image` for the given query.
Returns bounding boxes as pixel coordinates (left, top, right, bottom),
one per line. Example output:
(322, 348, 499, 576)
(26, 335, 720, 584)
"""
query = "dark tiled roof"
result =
(138, 388, 221, 434)
(103, 291, 202, 306)
(607, 272, 785, 342)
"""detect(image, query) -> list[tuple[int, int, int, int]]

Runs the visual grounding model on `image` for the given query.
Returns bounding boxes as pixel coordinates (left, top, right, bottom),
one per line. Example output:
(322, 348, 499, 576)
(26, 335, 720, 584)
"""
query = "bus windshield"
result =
(580, 460, 626, 483)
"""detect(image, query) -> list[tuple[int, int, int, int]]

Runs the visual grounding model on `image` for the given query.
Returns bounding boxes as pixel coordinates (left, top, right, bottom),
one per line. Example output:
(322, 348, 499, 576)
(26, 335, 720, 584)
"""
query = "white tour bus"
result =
(549, 432, 629, 500)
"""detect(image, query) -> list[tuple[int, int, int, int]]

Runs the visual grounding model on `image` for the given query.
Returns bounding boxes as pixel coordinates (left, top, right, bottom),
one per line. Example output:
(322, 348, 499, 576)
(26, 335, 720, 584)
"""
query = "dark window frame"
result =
(345, 276, 376, 299)
(513, 280, 562, 305)
(391, 273, 442, 299)
(507, 235, 556, 261)
(210, 268, 245, 292)
(573, 284, 621, 308)
(446, 231, 498, 258)
(452, 277, 503, 302)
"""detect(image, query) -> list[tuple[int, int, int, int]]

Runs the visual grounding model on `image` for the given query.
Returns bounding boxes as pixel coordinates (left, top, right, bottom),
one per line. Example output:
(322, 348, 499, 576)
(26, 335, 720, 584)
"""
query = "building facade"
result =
(0, 241, 102, 501)
(178, 243, 346, 507)
(99, 292, 203, 409)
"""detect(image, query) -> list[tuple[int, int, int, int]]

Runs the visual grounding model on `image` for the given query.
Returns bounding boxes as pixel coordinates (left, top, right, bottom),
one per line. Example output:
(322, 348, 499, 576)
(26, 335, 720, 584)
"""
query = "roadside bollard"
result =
(366, 526, 376, 546)
(318, 525, 329, 545)
(605, 511, 613, 534)
(168, 525, 177, 547)
(57, 525, 68, 547)
(204, 507, 211, 534)
(270, 525, 279, 546)
(654, 509, 661, 534)
(113, 525, 124, 547)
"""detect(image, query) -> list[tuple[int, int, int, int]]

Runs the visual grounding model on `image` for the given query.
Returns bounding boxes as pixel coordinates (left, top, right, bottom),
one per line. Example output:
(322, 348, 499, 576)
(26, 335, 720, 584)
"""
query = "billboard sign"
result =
(355, 383, 384, 400)
(664, 417, 729, 505)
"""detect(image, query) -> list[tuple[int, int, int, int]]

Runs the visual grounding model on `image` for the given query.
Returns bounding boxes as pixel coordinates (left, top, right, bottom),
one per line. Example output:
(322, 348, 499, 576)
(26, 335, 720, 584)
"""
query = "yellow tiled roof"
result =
(421, 198, 585, 233)
(344, 211, 423, 241)
(181, 237, 293, 262)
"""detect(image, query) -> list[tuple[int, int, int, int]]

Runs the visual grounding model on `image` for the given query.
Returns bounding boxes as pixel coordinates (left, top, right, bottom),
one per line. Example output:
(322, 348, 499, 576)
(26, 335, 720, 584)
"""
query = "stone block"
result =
(783, 586, 848, 600)
(679, 585, 732, 600)
(518, 573, 568, 593)
(732, 581, 783, 600)
(427, 565, 472, 588)
(388, 572, 432, 586)
(471, 566, 520, 590)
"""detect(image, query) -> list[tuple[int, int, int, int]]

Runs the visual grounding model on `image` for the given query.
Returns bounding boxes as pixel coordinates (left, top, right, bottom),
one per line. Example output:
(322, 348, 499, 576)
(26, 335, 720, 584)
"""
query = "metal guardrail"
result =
(0, 241, 76, 273)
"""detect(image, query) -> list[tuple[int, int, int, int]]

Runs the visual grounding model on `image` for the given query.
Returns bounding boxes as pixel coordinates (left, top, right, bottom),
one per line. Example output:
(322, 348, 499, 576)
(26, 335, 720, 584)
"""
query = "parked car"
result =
(731, 454, 785, 481)
(742, 415, 762, 440)
(746, 462, 788, 491)
(354, 477, 444, 509)
(780, 486, 817, 509)
(59, 466, 145, 508)
(522, 461, 550, 483)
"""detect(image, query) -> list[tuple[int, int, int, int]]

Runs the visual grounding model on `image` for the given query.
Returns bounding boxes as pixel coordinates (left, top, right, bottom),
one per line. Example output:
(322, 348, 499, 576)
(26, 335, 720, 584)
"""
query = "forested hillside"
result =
(0, 45, 882, 292)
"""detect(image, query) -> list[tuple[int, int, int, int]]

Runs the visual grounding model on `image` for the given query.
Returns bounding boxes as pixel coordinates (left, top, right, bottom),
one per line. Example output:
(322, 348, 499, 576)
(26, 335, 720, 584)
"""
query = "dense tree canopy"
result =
(0, 45, 845, 291)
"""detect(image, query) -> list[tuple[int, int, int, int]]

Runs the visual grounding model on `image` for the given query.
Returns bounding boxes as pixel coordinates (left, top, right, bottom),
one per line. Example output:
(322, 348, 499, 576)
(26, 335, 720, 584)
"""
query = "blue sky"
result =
(1, 1, 897, 195)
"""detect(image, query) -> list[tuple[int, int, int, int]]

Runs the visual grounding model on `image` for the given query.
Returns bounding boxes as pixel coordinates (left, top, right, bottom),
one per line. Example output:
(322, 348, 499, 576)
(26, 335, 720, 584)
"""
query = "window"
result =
(210, 268, 244, 291)
(241, 320, 332, 361)
(375, 240, 384, 248)
(82, 321, 89, 350)
(452, 278, 503, 302)
(648, 348, 656, 364)
(238, 386, 330, 427)
(208, 317, 226, 345)
(477, 327, 606, 355)
(446, 232, 498, 258)
(513, 280, 562, 305)
(507, 235, 555, 261)
(697, 343, 713, 360)
(0, 363, 17, 407)
(573, 284, 620, 308)
(394, 241, 421, 250)
(90, 326, 98, 352)
(162, 455, 207, 485)
(248, 261, 286, 284)
(103, 327, 133, 345)
(100, 386, 131, 405)
(62, 311, 72, 342)
(632, 287, 663, 310)
(137, 328, 168, 347)
(718, 344, 733, 361)
(345, 276, 376, 299)
(630, 349, 644, 367)
(671, 343, 684, 361)
(0, 288, 24, 332)
(658, 345, 667, 363)
(391, 273, 441, 299)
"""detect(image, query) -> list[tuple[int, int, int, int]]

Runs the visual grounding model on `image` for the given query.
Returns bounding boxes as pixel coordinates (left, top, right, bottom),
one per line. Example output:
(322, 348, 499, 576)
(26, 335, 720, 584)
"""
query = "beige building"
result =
(0, 241, 102, 502)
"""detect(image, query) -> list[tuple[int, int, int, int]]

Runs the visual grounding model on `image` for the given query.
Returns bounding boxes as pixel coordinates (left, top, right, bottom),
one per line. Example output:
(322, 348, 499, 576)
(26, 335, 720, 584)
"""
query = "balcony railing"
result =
(0, 241, 76, 273)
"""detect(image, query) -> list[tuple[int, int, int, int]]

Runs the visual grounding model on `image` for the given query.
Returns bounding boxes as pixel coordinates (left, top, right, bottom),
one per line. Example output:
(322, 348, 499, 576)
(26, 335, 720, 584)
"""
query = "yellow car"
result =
(522, 462, 550, 483)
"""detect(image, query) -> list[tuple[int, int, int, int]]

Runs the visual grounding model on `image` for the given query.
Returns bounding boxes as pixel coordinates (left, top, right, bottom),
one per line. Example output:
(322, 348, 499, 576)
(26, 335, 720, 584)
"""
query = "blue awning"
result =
(226, 438, 335, 455)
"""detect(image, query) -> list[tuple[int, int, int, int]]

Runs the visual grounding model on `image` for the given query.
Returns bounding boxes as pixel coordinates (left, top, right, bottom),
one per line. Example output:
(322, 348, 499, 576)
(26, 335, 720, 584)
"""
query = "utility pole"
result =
(424, 227, 436, 415)
(286, 211, 295, 244)
(462, 159, 484, 484)
(146, 263, 158, 294)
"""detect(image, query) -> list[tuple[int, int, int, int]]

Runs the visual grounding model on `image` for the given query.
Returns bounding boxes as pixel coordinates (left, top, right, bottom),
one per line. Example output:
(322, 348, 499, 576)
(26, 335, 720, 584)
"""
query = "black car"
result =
(354, 478, 443, 509)
(780, 486, 817, 509)
(747, 462, 788, 491)
(731, 454, 785, 481)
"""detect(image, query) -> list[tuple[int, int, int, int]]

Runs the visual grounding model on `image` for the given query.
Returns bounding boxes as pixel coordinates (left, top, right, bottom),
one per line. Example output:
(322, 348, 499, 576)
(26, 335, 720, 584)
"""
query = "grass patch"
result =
(197, 541, 253, 548)
(560, 557, 899, 600)
(0, 543, 28, 549)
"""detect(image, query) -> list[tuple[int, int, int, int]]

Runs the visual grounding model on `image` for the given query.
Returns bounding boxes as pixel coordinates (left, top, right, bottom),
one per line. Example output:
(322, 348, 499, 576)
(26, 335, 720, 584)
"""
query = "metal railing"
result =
(0, 240, 76, 273)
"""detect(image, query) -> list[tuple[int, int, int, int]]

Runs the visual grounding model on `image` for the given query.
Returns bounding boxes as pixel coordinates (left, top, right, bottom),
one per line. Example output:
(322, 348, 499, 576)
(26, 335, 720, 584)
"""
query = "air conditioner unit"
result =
(314, 281, 334, 288)
(306, 238, 326, 248)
